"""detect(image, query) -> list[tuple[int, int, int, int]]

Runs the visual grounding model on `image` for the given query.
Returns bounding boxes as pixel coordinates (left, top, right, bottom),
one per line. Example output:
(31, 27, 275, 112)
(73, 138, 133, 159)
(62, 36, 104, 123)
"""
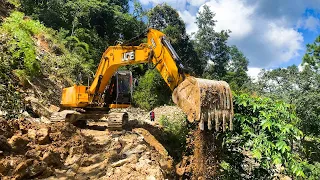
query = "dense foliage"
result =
(1, 11, 43, 76)
(148, 4, 202, 75)
(222, 93, 304, 178)
(252, 65, 320, 137)
(133, 69, 171, 110)
(247, 38, 320, 178)
(0, 10, 93, 118)
(20, 0, 145, 63)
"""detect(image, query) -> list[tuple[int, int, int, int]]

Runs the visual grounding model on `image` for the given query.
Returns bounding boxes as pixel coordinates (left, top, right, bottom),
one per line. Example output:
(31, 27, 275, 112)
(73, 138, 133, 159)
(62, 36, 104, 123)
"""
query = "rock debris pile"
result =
(0, 118, 174, 179)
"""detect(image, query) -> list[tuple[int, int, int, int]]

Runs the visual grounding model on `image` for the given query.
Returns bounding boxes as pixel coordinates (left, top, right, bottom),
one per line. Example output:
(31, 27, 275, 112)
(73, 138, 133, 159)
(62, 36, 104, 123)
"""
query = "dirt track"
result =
(0, 118, 174, 179)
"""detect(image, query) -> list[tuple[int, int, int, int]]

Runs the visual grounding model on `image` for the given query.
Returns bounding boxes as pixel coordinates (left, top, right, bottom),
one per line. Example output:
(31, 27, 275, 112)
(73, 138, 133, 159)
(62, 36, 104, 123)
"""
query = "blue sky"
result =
(134, 0, 320, 78)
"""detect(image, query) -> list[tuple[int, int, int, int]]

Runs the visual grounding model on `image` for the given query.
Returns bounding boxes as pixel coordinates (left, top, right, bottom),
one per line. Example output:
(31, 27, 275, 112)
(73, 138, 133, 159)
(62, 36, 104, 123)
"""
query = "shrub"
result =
(0, 33, 23, 119)
(0, 11, 94, 119)
(0, 11, 94, 82)
(1, 11, 44, 76)
(133, 69, 171, 110)
(220, 93, 306, 178)
(303, 162, 320, 180)
(159, 114, 188, 160)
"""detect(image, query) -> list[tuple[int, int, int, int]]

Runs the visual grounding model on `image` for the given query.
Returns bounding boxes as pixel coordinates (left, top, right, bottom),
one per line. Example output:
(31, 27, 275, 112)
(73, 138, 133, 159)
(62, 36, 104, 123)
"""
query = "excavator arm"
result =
(60, 28, 233, 131)
(62, 29, 182, 105)
(89, 29, 186, 97)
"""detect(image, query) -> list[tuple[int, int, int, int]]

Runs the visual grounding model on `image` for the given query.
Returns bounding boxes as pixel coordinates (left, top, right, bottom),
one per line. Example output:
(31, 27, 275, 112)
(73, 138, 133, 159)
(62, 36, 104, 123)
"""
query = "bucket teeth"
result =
(226, 87, 230, 109)
(197, 109, 233, 131)
(172, 77, 234, 132)
(229, 113, 233, 131)
(199, 119, 205, 130)
(222, 113, 226, 132)
(208, 111, 212, 130)
(215, 111, 219, 131)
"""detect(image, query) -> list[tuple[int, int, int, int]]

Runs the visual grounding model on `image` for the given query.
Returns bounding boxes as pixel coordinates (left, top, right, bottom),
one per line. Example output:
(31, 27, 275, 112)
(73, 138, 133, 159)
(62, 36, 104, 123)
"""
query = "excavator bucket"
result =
(172, 77, 233, 131)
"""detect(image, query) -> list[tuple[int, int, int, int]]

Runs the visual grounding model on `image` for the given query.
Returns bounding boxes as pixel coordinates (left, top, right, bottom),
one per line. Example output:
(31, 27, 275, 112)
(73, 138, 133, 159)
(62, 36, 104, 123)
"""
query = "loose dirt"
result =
(175, 128, 220, 180)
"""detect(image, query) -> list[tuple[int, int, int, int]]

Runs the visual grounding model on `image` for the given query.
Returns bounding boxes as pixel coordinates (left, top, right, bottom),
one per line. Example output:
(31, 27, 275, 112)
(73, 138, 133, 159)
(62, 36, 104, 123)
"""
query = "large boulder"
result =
(37, 128, 51, 145)
(0, 135, 11, 152)
(8, 134, 29, 153)
(24, 96, 51, 118)
(28, 127, 51, 145)
(41, 151, 61, 166)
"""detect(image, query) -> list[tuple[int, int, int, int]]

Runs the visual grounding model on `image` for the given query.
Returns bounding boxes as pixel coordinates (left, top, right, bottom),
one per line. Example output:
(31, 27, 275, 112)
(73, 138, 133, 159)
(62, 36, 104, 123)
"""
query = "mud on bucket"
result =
(172, 77, 234, 131)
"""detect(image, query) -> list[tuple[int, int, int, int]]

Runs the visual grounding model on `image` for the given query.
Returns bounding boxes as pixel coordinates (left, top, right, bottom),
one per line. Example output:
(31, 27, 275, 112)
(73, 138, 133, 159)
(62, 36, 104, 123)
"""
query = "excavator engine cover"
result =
(172, 77, 233, 131)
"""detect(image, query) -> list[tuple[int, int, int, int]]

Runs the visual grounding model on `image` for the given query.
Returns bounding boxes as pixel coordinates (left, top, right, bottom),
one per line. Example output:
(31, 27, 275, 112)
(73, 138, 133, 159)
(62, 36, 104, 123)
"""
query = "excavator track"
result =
(50, 109, 128, 130)
(105, 112, 129, 130)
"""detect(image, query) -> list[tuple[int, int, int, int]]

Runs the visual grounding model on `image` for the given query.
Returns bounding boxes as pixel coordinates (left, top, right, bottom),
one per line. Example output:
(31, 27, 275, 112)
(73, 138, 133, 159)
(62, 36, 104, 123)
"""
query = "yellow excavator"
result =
(51, 28, 233, 131)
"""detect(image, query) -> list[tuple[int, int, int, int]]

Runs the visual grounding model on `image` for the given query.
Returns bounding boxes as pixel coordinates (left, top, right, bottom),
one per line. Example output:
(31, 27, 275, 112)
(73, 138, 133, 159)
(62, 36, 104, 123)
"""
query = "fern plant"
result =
(1, 11, 45, 76)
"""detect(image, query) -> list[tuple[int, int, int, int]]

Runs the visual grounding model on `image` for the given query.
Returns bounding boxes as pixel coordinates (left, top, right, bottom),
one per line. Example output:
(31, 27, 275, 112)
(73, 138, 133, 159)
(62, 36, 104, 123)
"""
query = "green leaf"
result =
(220, 161, 230, 170)
(276, 141, 287, 151)
(240, 100, 247, 107)
(272, 157, 282, 165)
(252, 149, 262, 159)
(261, 119, 272, 131)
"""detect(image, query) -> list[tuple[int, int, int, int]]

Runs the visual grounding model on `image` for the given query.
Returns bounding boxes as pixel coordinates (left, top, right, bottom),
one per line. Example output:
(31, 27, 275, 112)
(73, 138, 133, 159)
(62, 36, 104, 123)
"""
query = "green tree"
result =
(133, 69, 171, 110)
(20, 0, 145, 63)
(220, 93, 306, 178)
(148, 4, 204, 75)
(0, 11, 94, 119)
(224, 46, 250, 90)
(132, 0, 146, 34)
(303, 35, 320, 72)
(301, 36, 320, 136)
(252, 64, 320, 137)
(148, 4, 185, 35)
(255, 65, 300, 103)
(195, 5, 230, 79)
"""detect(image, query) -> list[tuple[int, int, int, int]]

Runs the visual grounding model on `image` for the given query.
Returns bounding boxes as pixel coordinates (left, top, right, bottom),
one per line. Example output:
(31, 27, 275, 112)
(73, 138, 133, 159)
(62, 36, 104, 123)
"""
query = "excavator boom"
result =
(58, 28, 233, 131)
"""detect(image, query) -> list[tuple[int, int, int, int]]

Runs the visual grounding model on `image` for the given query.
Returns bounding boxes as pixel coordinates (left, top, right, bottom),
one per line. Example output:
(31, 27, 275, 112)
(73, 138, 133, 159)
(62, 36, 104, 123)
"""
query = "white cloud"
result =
(139, 0, 150, 5)
(247, 67, 261, 81)
(298, 16, 320, 32)
(188, 0, 207, 6)
(199, 0, 305, 68)
(139, 0, 320, 68)
(264, 23, 303, 64)
(139, 0, 188, 9)
(203, 0, 255, 39)
(178, 10, 198, 34)
(304, 16, 320, 31)
(139, 0, 206, 9)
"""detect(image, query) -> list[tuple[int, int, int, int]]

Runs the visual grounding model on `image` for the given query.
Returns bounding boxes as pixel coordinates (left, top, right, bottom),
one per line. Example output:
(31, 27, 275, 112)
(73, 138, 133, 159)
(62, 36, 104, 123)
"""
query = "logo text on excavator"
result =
(122, 51, 135, 61)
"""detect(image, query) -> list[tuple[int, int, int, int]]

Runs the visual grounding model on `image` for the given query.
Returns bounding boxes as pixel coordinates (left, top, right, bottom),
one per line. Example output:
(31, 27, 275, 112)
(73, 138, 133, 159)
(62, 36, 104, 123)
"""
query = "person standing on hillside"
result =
(150, 111, 155, 122)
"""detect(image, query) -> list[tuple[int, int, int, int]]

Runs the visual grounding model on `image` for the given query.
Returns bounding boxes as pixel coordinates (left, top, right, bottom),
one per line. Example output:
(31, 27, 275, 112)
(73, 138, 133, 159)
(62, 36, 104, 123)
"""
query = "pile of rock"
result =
(0, 119, 82, 179)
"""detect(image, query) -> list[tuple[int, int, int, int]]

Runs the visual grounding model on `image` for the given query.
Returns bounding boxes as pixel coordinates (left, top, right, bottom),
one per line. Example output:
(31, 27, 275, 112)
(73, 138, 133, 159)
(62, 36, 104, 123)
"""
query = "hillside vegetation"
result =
(0, 0, 319, 179)
(0, 11, 93, 119)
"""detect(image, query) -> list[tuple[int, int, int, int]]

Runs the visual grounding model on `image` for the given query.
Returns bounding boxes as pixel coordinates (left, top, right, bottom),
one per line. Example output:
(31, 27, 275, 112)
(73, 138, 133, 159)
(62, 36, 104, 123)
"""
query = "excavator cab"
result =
(104, 71, 133, 107)
(53, 71, 132, 128)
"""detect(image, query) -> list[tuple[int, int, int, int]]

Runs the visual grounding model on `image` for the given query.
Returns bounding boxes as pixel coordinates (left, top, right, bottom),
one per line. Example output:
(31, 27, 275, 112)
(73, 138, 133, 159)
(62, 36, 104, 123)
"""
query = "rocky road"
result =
(0, 117, 174, 180)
